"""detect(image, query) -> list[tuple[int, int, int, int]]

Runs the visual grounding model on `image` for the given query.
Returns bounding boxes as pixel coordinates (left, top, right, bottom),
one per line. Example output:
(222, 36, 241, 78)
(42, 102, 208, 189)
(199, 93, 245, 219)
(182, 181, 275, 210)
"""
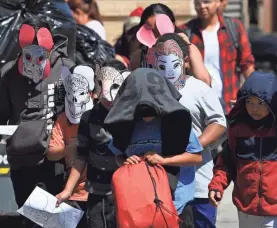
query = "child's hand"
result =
(144, 152, 166, 165)
(124, 155, 141, 165)
(209, 190, 222, 207)
(56, 189, 72, 207)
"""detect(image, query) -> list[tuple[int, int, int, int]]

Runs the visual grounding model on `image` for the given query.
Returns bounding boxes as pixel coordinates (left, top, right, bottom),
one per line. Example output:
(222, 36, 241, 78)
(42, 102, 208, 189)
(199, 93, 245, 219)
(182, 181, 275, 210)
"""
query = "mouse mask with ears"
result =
(18, 24, 54, 83)
(136, 14, 175, 48)
(94, 64, 131, 108)
(61, 65, 95, 124)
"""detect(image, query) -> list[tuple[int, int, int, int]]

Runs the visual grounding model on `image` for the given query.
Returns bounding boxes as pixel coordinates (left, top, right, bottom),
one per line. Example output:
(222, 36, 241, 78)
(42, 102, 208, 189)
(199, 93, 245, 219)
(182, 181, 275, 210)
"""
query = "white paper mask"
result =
(61, 66, 95, 124)
(95, 65, 130, 108)
(22, 45, 48, 83)
(154, 40, 184, 84)
(156, 54, 183, 84)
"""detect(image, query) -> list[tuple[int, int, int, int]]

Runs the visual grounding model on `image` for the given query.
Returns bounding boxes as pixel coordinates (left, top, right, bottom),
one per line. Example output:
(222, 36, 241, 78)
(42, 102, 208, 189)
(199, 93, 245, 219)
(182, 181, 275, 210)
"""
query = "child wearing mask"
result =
(48, 65, 95, 227)
(209, 72, 277, 227)
(152, 33, 226, 228)
(105, 68, 203, 227)
(130, 3, 211, 86)
(0, 16, 75, 210)
(56, 60, 130, 228)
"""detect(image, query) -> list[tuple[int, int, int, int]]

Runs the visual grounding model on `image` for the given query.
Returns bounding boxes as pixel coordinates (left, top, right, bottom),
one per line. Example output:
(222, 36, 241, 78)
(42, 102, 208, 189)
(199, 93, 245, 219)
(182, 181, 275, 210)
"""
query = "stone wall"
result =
(97, 0, 197, 44)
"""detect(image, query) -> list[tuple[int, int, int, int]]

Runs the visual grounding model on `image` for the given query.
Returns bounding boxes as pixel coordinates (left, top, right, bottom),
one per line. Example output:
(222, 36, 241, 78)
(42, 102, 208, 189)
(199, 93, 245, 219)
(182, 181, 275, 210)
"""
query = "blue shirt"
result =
(174, 130, 203, 214)
(109, 118, 162, 156)
(109, 117, 203, 214)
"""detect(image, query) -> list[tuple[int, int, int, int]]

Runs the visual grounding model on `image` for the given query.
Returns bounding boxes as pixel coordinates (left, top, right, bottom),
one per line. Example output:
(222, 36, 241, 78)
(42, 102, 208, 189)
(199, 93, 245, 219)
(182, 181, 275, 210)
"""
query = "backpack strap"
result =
(223, 16, 240, 51)
(223, 16, 242, 72)
(183, 19, 197, 41)
(185, 24, 192, 40)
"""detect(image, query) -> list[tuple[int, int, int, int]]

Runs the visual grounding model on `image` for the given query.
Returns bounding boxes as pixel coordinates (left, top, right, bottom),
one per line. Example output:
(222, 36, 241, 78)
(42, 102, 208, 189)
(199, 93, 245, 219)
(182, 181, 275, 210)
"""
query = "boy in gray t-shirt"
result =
(153, 33, 226, 228)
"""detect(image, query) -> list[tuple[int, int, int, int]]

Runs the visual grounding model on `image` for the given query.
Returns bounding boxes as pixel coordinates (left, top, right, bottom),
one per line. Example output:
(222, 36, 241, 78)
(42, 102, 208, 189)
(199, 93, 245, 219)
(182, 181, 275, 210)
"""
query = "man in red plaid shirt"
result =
(179, 0, 255, 227)
(181, 0, 255, 115)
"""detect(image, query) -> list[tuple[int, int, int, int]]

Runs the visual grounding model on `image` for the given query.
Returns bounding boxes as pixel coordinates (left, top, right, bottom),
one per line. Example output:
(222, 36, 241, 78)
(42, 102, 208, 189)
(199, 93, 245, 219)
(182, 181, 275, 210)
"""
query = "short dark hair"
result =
(134, 4, 182, 53)
(139, 3, 176, 27)
(68, 0, 103, 24)
(155, 33, 189, 57)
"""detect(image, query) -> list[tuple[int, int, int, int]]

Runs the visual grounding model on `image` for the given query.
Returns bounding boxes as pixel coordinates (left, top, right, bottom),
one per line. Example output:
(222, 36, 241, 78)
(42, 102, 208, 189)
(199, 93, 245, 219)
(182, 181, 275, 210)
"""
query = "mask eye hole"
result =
(111, 84, 120, 89)
(98, 80, 102, 86)
(174, 63, 180, 69)
(38, 55, 45, 62)
(26, 53, 32, 61)
(158, 65, 165, 70)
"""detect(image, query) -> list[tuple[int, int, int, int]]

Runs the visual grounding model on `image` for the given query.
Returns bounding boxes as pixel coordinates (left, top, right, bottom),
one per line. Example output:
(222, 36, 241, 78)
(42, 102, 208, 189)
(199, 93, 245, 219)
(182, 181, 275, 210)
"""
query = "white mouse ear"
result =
(61, 66, 71, 82)
(74, 65, 95, 91)
(121, 70, 131, 80)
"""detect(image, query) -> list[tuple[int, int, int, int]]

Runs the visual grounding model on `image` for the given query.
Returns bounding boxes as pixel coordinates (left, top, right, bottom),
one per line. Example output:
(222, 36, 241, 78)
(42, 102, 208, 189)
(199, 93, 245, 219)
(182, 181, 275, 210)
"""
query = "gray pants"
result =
(87, 194, 116, 228)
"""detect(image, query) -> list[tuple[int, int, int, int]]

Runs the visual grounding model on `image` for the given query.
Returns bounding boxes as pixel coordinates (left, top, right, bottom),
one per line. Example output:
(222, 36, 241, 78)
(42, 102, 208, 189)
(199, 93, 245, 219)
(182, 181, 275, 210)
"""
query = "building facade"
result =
(98, 0, 196, 44)
(98, 0, 248, 44)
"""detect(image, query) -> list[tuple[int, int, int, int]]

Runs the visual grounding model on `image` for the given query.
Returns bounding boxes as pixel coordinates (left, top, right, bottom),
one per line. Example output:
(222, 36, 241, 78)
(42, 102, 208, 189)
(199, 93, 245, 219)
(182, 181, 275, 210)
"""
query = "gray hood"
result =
(50, 34, 69, 66)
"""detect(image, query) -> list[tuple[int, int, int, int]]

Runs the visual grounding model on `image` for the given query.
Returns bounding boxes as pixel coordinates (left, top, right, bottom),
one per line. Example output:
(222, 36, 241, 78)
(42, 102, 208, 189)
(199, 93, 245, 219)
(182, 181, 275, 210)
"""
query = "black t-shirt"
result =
(76, 103, 118, 195)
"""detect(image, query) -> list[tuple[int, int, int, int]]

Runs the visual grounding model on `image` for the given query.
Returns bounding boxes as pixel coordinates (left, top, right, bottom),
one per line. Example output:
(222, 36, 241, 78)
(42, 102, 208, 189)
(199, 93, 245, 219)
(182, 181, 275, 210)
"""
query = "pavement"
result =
(216, 182, 239, 228)
(0, 177, 240, 227)
(0, 177, 17, 214)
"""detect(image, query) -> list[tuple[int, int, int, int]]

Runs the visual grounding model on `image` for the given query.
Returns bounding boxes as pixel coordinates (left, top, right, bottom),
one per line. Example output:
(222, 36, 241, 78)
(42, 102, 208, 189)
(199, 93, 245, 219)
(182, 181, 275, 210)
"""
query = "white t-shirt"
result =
(86, 20, 107, 40)
(202, 23, 225, 111)
(179, 76, 226, 198)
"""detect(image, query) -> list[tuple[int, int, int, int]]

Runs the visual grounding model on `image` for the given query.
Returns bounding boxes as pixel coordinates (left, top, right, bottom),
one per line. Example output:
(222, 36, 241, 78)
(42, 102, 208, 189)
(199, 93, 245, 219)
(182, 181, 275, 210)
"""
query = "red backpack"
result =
(112, 160, 180, 228)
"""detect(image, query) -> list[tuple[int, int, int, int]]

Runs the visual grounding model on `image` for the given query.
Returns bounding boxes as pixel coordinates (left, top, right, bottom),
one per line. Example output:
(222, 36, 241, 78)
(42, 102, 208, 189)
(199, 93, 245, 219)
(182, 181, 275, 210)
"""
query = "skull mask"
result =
(62, 66, 95, 124)
(94, 65, 131, 109)
(22, 45, 48, 83)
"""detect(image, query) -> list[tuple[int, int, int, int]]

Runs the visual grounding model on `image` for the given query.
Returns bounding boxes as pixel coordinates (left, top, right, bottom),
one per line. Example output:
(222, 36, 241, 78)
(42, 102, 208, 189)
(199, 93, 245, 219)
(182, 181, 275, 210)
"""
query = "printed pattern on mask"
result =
(153, 40, 186, 89)
(64, 74, 91, 120)
(94, 65, 130, 102)
(60, 65, 95, 124)
(21, 45, 48, 83)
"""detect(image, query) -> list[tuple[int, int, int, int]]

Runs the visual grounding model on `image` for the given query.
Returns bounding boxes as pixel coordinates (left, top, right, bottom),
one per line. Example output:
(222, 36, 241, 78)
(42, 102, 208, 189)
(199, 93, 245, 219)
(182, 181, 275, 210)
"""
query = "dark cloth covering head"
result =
(104, 68, 192, 175)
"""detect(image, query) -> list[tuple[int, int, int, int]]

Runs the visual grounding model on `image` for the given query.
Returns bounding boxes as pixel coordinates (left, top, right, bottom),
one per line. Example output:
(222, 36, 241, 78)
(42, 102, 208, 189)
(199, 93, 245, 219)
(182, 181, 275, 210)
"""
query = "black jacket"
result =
(0, 35, 75, 169)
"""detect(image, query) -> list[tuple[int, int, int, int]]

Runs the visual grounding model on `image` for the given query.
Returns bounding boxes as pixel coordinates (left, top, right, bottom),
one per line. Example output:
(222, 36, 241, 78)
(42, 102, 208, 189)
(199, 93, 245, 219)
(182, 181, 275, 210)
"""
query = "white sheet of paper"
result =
(17, 186, 84, 228)
(0, 125, 18, 136)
